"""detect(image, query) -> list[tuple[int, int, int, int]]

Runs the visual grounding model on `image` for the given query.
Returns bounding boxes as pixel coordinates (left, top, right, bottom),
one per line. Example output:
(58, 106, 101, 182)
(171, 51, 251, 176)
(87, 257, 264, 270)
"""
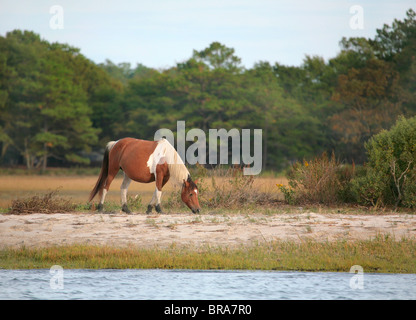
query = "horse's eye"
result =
(189, 193, 193, 197)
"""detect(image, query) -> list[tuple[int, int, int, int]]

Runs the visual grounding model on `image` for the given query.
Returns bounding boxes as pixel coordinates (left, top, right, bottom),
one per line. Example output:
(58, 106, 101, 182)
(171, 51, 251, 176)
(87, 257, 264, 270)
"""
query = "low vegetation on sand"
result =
(278, 116, 416, 210)
(3, 166, 282, 214)
(1, 236, 415, 273)
(1, 166, 415, 272)
(8, 189, 76, 214)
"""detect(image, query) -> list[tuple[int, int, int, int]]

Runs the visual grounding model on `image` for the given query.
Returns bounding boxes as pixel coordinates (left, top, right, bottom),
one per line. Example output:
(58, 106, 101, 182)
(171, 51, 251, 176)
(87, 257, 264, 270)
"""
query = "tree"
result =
(118, 69, 174, 140)
(171, 43, 246, 133)
(371, 9, 416, 65)
(192, 41, 243, 73)
(369, 9, 416, 115)
(245, 62, 323, 170)
(330, 58, 402, 163)
(35, 50, 100, 169)
(2, 9, 415, 172)
(0, 30, 100, 169)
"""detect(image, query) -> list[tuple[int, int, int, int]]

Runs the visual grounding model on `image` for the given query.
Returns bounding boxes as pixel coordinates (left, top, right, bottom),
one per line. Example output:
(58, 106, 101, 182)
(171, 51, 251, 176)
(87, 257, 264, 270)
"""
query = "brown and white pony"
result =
(89, 138, 200, 214)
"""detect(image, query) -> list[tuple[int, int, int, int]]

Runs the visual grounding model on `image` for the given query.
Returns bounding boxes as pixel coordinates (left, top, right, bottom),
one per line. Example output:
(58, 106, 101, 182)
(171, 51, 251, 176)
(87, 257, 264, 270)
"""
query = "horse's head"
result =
(181, 177, 201, 214)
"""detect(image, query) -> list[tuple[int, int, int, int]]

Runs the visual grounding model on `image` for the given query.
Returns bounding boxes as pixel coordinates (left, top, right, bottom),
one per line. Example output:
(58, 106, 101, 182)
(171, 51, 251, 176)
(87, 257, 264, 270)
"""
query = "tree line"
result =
(0, 9, 415, 171)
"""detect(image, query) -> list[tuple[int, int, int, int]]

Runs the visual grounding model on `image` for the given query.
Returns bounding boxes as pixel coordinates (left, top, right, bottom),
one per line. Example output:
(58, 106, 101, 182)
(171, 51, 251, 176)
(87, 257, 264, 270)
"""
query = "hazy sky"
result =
(0, 1, 414, 69)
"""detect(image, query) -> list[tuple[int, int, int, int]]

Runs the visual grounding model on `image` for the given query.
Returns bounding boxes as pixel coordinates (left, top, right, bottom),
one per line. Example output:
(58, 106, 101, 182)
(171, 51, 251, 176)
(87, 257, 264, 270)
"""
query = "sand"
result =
(1, 211, 415, 248)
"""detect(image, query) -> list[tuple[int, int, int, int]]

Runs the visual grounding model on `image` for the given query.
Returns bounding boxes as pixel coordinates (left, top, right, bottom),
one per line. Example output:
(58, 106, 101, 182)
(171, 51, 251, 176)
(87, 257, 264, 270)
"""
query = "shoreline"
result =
(1, 211, 415, 249)
(1, 211, 415, 272)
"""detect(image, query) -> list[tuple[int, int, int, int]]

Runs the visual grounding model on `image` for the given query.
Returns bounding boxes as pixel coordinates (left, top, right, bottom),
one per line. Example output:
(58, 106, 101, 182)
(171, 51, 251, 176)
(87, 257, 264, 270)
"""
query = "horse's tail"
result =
(88, 141, 117, 202)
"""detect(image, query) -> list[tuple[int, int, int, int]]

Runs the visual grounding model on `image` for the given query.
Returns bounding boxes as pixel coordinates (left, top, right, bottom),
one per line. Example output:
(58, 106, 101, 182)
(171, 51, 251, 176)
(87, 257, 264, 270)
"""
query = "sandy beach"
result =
(1, 211, 415, 248)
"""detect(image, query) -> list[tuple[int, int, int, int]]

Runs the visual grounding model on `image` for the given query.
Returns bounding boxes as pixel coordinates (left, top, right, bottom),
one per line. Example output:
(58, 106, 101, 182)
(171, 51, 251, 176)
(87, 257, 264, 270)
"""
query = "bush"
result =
(280, 152, 355, 205)
(9, 189, 75, 214)
(351, 116, 416, 208)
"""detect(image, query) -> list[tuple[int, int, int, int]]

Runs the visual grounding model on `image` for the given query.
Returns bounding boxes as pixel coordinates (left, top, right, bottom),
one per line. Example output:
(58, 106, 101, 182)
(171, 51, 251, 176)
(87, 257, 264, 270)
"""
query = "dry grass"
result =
(0, 174, 171, 209)
(282, 152, 355, 205)
(0, 172, 287, 211)
(202, 168, 281, 208)
(8, 189, 75, 214)
(165, 167, 284, 209)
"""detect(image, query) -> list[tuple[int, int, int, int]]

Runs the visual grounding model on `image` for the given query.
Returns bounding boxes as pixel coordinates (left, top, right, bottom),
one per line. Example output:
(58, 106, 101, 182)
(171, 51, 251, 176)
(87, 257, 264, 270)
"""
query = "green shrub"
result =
(351, 116, 416, 208)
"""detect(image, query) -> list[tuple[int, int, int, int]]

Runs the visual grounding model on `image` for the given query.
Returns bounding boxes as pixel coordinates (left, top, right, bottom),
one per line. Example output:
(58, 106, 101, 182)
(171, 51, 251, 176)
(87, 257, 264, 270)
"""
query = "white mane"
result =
(147, 138, 190, 185)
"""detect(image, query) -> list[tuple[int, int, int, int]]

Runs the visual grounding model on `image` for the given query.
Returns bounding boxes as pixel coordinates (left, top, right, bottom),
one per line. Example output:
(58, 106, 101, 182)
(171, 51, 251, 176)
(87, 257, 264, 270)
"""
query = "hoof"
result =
(155, 204, 164, 214)
(97, 203, 104, 212)
(121, 204, 131, 214)
(146, 204, 153, 214)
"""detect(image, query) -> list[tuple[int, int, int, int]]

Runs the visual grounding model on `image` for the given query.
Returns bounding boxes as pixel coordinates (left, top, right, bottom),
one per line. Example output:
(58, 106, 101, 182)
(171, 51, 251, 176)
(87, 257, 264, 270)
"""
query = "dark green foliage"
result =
(0, 30, 105, 169)
(351, 116, 416, 208)
(0, 9, 415, 174)
(282, 116, 416, 208)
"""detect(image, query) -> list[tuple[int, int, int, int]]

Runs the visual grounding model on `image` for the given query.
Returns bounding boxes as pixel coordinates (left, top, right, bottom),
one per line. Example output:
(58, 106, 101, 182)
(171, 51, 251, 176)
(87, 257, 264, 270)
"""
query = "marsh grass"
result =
(1, 236, 415, 273)
(0, 170, 284, 210)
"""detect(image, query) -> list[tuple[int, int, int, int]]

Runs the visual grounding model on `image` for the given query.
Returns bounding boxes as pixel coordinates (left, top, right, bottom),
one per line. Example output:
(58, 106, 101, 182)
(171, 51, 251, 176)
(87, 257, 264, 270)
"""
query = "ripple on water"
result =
(0, 269, 415, 300)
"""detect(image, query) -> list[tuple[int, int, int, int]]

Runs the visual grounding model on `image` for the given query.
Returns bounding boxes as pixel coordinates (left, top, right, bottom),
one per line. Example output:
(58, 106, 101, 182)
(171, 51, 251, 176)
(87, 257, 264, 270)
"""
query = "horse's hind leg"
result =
(98, 161, 118, 212)
(97, 189, 107, 212)
(121, 173, 132, 214)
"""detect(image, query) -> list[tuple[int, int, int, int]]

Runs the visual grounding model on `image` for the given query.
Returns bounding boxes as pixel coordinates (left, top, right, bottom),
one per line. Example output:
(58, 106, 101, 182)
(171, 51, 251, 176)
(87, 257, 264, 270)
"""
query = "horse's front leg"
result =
(147, 188, 163, 214)
(147, 164, 168, 214)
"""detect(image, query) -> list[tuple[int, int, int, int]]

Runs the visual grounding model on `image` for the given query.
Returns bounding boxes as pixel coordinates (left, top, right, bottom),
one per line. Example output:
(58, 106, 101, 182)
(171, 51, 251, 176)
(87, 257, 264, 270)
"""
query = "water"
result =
(1, 269, 415, 300)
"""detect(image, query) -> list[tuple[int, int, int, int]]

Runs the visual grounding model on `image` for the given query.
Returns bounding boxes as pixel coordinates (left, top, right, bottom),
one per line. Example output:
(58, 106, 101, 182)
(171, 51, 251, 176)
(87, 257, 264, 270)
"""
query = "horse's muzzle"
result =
(192, 208, 200, 214)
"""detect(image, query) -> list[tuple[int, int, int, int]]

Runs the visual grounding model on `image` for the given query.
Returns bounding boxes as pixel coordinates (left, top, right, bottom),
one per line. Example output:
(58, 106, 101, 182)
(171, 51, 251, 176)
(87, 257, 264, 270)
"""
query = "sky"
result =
(0, 0, 414, 69)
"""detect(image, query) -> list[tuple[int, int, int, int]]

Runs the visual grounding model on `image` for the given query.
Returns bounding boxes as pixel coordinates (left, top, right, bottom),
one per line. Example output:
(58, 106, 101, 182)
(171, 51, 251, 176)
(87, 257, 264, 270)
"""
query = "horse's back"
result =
(109, 138, 159, 183)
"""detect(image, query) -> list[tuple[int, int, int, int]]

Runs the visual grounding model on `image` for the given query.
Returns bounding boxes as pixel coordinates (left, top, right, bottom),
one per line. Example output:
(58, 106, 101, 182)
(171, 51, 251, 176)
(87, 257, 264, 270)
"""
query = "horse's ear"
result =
(193, 179, 198, 184)
(183, 179, 189, 187)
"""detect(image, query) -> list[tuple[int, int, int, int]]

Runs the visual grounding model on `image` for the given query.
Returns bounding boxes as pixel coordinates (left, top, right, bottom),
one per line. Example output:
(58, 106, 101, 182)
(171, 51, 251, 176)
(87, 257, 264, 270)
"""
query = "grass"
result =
(0, 171, 285, 212)
(1, 171, 415, 273)
(0, 173, 159, 209)
(164, 166, 284, 210)
(1, 236, 415, 273)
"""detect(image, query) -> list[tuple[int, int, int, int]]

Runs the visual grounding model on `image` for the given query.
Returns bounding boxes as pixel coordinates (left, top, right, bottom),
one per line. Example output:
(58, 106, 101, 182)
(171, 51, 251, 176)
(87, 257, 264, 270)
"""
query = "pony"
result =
(88, 138, 201, 214)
